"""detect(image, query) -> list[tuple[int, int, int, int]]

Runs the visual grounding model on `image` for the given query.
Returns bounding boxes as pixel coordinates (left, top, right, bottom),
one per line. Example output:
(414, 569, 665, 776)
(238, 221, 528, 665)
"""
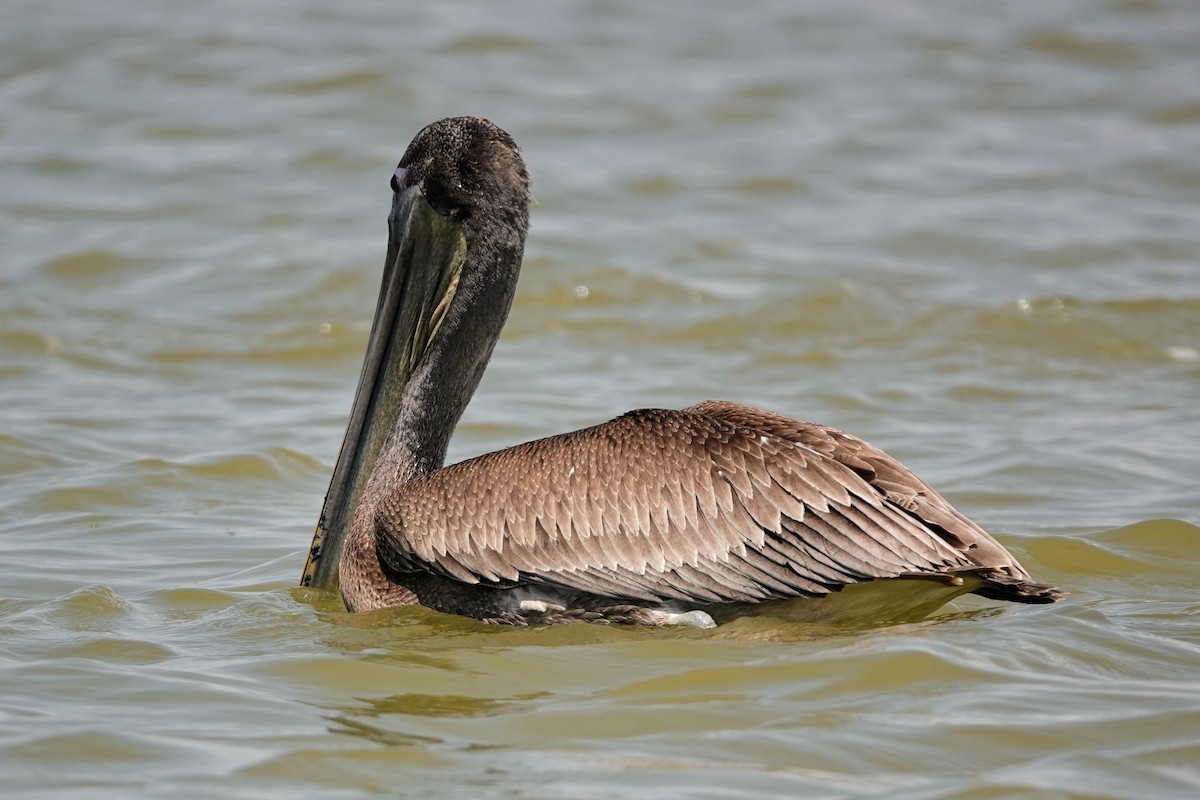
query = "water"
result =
(2, 0, 1199, 797)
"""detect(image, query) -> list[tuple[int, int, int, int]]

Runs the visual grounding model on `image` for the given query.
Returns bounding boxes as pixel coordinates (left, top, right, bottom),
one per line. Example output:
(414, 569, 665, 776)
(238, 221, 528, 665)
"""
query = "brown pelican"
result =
(300, 116, 1061, 627)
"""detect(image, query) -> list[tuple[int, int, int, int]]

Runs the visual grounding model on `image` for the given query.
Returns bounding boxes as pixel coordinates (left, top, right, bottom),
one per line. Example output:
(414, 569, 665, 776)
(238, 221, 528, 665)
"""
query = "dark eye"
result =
(422, 181, 469, 222)
(445, 202, 465, 220)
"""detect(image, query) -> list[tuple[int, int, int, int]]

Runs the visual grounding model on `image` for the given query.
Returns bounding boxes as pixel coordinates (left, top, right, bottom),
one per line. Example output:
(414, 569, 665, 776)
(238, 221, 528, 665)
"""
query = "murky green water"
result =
(3, 1, 1199, 797)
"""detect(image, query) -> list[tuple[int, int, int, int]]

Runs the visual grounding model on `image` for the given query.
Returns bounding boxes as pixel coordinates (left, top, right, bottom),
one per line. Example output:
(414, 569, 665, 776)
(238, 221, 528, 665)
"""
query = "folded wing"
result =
(373, 404, 1057, 606)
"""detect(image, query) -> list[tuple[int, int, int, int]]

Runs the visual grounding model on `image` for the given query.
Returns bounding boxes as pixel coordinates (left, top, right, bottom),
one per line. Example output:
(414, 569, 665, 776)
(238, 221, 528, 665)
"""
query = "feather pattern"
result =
(372, 402, 1060, 618)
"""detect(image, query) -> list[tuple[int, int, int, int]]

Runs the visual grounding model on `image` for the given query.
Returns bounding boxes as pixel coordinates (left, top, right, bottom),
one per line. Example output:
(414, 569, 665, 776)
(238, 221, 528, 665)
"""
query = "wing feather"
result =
(373, 405, 1026, 607)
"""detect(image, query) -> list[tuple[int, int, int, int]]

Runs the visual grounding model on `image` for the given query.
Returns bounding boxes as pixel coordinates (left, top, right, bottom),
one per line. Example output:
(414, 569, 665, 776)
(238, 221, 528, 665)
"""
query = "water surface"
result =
(2, 1, 1199, 798)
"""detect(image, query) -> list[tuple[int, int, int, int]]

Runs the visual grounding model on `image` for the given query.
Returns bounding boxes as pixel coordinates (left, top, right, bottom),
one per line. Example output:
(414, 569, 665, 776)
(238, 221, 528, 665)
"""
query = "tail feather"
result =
(972, 571, 1063, 604)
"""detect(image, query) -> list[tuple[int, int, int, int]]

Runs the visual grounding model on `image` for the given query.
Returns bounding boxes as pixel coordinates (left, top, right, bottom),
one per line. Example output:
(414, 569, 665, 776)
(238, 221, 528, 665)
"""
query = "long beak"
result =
(301, 185, 467, 590)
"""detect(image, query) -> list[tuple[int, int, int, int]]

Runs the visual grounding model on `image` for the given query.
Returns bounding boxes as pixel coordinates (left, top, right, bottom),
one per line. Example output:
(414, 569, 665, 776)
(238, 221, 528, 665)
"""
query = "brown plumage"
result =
(302, 116, 1061, 626)
(371, 403, 1059, 624)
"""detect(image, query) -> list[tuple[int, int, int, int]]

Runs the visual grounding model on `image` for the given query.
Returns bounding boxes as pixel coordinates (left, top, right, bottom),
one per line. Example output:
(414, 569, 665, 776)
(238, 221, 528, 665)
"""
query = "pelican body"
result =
(301, 117, 1060, 627)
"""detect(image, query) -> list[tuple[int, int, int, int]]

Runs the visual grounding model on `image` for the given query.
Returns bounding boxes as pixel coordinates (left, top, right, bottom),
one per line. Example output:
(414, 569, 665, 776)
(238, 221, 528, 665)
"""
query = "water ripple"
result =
(3, 0, 1199, 798)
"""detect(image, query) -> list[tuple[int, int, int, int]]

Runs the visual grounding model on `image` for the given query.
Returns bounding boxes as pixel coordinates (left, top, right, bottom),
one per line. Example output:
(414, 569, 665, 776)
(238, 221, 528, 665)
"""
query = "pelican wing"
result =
(682, 401, 1038, 581)
(372, 406, 1007, 605)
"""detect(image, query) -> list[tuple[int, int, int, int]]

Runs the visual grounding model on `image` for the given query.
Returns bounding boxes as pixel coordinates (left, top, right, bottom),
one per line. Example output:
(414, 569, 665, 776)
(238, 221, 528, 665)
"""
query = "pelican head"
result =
(302, 117, 530, 594)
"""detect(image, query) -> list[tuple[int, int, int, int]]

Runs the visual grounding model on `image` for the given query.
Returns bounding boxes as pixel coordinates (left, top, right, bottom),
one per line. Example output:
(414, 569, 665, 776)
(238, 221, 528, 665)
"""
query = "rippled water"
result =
(3, 1, 1199, 797)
